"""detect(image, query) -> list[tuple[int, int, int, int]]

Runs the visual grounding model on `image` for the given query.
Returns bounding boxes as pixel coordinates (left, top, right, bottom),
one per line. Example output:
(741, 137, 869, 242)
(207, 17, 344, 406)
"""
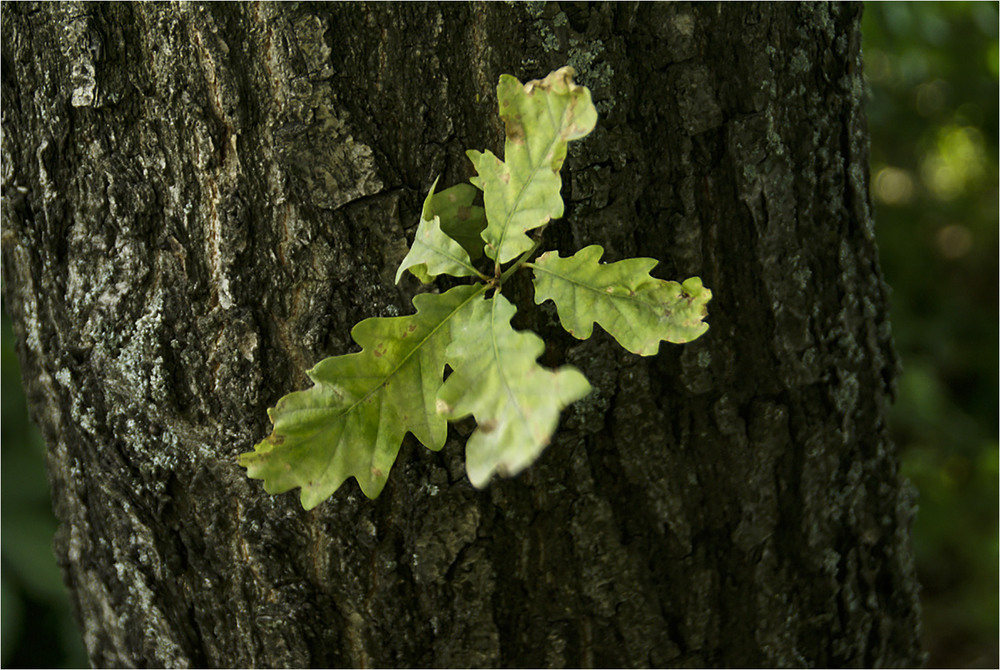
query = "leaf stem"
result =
(498, 226, 547, 286)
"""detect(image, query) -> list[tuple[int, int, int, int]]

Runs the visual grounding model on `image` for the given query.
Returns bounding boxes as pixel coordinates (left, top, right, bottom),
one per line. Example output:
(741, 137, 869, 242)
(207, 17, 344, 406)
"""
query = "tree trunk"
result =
(1, 2, 923, 666)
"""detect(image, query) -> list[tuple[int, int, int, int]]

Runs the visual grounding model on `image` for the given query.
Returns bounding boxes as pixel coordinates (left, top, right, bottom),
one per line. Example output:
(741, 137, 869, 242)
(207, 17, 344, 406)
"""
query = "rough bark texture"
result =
(2, 2, 923, 667)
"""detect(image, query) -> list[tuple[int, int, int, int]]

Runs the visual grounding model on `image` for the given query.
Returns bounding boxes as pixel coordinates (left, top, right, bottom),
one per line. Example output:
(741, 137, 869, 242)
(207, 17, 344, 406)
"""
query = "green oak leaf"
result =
(396, 178, 483, 284)
(431, 183, 487, 260)
(244, 67, 712, 510)
(468, 66, 598, 265)
(437, 292, 591, 487)
(529, 244, 712, 356)
(240, 284, 484, 508)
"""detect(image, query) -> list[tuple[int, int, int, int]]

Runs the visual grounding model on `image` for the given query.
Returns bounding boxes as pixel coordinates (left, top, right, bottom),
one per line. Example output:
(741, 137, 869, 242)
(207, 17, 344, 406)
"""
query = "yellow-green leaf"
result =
(437, 292, 591, 487)
(240, 284, 484, 508)
(530, 245, 712, 356)
(469, 67, 598, 265)
(396, 178, 483, 284)
(430, 183, 487, 260)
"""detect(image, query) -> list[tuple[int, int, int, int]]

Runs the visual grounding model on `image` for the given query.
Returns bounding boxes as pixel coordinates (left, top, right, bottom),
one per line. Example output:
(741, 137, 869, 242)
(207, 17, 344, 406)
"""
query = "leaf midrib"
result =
(490, 295, 533, 441)
(414, 224, 479, 277)
(530, 262, 669, 313)
(492, 94, 570, 264)
(287, 285, 486, 427)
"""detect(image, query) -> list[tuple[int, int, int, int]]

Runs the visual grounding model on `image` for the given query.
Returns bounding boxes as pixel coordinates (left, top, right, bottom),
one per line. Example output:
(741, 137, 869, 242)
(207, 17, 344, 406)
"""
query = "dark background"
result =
(2, 3, 996, 667)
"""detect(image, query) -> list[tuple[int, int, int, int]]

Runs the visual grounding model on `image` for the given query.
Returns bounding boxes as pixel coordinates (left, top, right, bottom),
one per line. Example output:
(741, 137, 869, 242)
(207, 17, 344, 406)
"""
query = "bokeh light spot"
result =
(875, 166, 916, 205)
(921, 125, 987, 200)
(935, 224, 973, 259)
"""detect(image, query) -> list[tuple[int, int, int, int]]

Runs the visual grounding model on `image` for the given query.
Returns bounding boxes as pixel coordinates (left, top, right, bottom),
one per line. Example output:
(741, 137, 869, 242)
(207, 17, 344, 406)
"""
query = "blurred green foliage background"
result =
(1, 3, 997, 666)
(1, 309, 88, 668)
(863, 2, 998, 666)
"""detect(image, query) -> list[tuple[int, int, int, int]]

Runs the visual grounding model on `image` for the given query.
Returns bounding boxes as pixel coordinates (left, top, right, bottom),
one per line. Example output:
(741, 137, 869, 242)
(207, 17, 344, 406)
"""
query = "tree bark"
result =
(1, 2, 923, 667)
